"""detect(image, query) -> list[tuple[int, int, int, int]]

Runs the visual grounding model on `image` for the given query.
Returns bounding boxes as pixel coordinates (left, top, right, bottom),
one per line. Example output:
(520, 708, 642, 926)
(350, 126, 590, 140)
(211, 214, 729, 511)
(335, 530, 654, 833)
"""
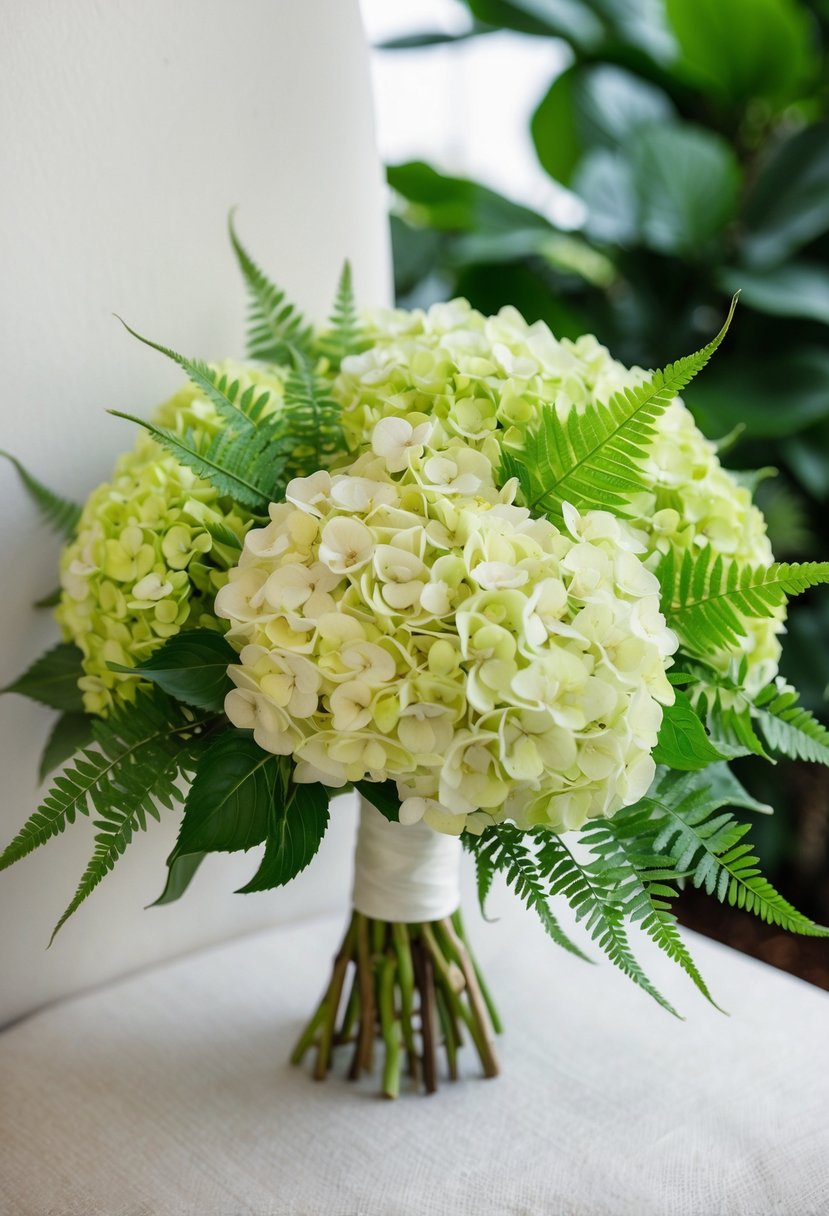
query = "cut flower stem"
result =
(291, 908, 501, 1098)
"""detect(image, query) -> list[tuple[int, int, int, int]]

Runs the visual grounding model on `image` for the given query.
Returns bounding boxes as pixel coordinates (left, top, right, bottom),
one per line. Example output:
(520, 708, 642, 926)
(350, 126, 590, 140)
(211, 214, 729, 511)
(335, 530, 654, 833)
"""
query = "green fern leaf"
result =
(506, 296, 737, 523)
(49, 729, 206, 942)
(752, 682, 829, 765)
(585, 815, 722, 1010)
(1, 450, 81, 536)
(115, 319, 272, 430)
(269, 353, 345, 489)
(465, 826, 589, 960)
(228, 213, 314, 362)
(635, 769, 829, 937)
(536, 831, 681, 1016)
(316, 261, 365, 370)
(109, 410, 275, 510)
(660, 549, 829, 660)
(0, 690, 213, 880)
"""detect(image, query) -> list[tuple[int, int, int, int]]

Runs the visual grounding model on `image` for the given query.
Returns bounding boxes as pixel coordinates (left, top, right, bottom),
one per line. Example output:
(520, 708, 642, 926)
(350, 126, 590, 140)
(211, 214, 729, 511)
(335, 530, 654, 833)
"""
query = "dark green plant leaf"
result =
(718, 262, 829, 327)
(39, 712, 93, 783)
(388, 161, 553, 234)
(237, 781, 330, 893)
(150, 851, 206, 907)
(666, 0, 817, 107)
(626, 122, 741, 257)
(4, 643, 85, 713)
(573, 149, 639, 246)
(532, 63, 674, 185)
(743, 122, 829, 267)
(355, 780, 401, 823)
(0, 451, 81, 537)
(464, 0, 605, 46)
(34, 587, 62, 609)
(173, 732, 281, 858)
(653, 691, 731, 769)
(108, 629, 236, 712)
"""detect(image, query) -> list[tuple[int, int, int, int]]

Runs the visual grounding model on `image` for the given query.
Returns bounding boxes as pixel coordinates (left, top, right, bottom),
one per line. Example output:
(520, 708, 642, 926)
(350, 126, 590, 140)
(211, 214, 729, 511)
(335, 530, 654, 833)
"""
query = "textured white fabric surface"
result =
(1, 883, 828, 1216)
(353, 799, 462, 921)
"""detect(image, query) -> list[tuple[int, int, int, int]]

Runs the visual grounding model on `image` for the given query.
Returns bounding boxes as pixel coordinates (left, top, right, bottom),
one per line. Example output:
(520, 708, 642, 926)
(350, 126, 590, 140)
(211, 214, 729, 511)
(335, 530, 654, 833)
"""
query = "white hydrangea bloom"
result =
(216, 424, 678, 836)
(333, 300, 782, 690)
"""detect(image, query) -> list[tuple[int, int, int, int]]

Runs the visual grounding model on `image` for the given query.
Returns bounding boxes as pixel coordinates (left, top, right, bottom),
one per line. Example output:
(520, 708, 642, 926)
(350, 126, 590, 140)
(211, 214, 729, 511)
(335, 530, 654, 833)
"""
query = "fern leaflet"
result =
(503, 296, 737, 523)
(316, 261, 365, 370)
(1, 450, 81, 537)
(228, 212, 314, 363)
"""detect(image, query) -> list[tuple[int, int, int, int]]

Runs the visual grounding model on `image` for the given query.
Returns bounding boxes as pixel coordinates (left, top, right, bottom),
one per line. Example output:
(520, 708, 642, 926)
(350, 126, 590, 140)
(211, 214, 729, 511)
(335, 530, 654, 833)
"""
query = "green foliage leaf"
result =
(0, 451, 81, 537)
(388, 161, 553, 235)
(659, 549, 829, 661)
(572, 149, 639, 246)
(535, 830, 682, 1015)
(625, 123, 741, 257)
(108, 629, 236, 712)
(237, 780, 330, 893)
(228, 213, 314, 362)
(653, 691, 731, 769)
(38, 712, 93, 783)
(752, 682, 829, 766)
(4, 643, 85, 713)
(743, 122, 829, 267)
(532, 64, 674, 186)
(150, 851, 206, 907)
(464, 826, 590, 960)
(173, 732, 280, 858)
(355, 780, 401, 823)
(666, 0, 816, 107)
(687, 348, 829, 441)
(631, 768, 829, 936)
(719, 262, 829, 328)
(316, 261, 366, 371)
(0, 691, 211, 935)
(505, 297, 736, 522)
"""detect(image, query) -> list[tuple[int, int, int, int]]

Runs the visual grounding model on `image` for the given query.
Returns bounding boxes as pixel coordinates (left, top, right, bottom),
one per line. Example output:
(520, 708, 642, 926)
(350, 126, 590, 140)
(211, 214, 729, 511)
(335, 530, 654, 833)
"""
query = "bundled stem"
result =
(291, 908, 501, 1098)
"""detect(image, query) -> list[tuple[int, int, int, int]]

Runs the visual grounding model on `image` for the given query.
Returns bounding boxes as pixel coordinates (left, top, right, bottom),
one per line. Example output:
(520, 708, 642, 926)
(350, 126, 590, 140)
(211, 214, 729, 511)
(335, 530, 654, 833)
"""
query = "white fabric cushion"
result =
(2, 882, 828, 1215)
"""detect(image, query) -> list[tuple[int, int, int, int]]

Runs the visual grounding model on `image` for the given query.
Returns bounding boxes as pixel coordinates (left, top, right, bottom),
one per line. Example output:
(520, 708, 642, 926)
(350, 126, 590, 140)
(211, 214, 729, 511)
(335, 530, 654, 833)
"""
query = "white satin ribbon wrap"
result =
(352, 798, 462, 922)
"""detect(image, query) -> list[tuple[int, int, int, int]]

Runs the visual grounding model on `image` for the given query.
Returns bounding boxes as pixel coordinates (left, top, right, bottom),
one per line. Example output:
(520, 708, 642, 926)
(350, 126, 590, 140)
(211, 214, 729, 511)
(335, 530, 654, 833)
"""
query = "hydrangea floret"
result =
(216, 421, 677, 835)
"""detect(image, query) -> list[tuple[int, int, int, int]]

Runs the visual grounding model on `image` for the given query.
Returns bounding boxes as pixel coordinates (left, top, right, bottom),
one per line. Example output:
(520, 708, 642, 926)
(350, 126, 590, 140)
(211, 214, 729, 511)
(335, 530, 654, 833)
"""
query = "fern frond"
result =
(315, 261, 365, 370)
(228, 213, 314, 363)
(270, 353, 345, 488)
(752, 682, 829, 765)
(49, 729, 205, 942)
(631, 769, 829, 937)
(659, 548, 829, 660)
(109, 411, 276, 510)
(585, 815, 721, 1009)
(115, 320, 272, 430)
(466, 826, 589, 960)
(0, 690, 212, 878)
(536, 831, 681, 1015)
(0, 451, 81, 537)
(506, 297, 737, 523)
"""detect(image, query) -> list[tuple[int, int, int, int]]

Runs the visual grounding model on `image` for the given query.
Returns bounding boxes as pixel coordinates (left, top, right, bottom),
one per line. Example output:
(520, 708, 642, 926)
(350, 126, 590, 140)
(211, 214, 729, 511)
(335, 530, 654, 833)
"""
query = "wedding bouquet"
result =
(3, 220, 828, 1098)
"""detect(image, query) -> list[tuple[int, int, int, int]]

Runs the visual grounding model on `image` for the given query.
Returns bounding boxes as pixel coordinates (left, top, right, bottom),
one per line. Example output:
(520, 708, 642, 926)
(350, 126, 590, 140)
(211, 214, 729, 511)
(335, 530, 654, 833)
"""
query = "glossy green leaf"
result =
(743, 123, 829, 267)
(653, 692, 731, 770)
(532, 64, 674, 185)
(388, 161, 552, 234)
(174, 733, 281, 858)
(719, 262, 829, 327)
(355, 780, 401, 823)
(4, 643, 85, 713)
(109, 630, 237, 712)
(626, 123, 741, 256)
(573, 149, 638, 246)
(464, 0, 604, 46)
(151, 851, 206, 907)
(237, 781, 330, 893)
(666, 0, 817, 107)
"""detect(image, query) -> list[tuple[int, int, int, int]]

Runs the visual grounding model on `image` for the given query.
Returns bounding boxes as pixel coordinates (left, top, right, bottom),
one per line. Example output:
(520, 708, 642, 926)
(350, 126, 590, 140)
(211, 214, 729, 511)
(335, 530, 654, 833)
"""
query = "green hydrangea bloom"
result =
(334, 300, 782, 689)
(56, 363, 285, 714)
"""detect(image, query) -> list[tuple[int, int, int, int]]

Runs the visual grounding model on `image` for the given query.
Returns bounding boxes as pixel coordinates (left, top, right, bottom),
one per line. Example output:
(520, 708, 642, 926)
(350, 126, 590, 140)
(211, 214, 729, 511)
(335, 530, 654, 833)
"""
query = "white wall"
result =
(0, 0, 390, 1026)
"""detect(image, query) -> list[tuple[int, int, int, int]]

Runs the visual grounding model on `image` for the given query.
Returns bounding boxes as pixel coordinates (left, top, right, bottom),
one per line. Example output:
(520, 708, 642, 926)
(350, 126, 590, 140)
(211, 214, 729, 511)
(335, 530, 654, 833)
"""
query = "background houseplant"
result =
(378, 0, 829, 970)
